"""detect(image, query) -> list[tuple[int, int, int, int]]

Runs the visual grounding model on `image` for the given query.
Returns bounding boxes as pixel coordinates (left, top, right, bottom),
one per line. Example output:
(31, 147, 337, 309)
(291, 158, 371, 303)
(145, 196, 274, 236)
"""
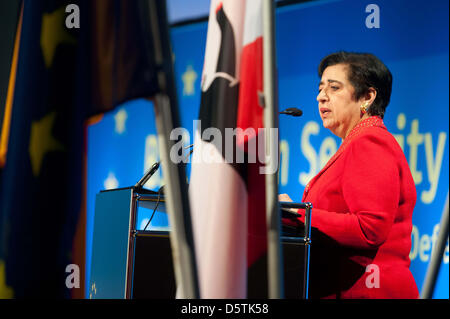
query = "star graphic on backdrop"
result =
(0, 260, 14, 299)
(29, 112, 65, 177)
(41, 6, 76, 68)
(104, 172, 119, 190)
(182, 65, 198, 96)
(114, 109, 128, 134)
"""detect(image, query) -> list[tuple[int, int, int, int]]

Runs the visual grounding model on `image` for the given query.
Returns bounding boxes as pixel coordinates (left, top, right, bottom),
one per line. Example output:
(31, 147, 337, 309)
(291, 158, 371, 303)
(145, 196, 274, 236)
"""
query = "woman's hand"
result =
(278, 193, 298, 214)
(278, 193, 293, 203)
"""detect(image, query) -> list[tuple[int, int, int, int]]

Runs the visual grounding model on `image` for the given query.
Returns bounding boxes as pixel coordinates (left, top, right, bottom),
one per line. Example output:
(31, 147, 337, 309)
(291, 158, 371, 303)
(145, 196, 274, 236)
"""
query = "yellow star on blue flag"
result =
(29, 112, 65, 177)
(0, 260, 14, 299)
(40, 6, 76, 68)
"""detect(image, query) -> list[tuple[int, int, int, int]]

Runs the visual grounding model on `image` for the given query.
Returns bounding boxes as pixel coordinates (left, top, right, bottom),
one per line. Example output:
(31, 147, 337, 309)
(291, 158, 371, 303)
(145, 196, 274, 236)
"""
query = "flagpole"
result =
(421, 191, 449, 299)
(262, 0, 284, 299)
(142, 0, 199, 298)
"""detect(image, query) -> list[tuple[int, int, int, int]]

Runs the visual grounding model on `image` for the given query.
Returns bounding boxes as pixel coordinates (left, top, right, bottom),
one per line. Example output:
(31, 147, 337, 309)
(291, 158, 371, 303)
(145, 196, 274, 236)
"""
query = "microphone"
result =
(135, 161, 160, 189)
(134, 144, 194, 190)
(279, 107, 303, 117)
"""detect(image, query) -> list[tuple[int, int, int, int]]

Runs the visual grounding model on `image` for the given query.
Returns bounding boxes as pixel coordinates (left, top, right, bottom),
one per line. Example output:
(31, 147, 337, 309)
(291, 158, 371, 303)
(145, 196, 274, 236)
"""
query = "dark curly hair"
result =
(318, 51, 392, 119)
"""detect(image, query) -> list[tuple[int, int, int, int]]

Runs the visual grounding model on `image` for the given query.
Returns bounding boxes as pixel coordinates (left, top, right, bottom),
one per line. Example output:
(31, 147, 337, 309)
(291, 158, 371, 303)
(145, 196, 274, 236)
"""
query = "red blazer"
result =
(296, 116, 419, 299)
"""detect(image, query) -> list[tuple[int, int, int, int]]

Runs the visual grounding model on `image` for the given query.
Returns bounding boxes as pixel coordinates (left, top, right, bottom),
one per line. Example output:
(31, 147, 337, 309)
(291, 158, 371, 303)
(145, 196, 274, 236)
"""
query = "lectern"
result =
(89, 187, 311, 299)
(89, 186, 172, 299)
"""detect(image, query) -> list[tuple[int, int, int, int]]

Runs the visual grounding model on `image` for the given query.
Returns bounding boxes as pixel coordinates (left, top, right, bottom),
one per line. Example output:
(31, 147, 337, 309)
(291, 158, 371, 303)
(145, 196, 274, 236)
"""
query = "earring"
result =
(360, 102, 369, 114)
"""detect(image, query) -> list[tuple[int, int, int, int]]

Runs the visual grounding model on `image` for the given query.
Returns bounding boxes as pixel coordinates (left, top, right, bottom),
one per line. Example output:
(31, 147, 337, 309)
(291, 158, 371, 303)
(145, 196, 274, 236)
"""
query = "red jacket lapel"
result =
(302, 116, 386, 202)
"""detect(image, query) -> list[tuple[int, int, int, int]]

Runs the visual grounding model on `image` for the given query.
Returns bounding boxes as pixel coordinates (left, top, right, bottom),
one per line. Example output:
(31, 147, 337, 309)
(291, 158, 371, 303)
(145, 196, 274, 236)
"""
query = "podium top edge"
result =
(100, 186, 160, 195)
(279, 202, 311, 209)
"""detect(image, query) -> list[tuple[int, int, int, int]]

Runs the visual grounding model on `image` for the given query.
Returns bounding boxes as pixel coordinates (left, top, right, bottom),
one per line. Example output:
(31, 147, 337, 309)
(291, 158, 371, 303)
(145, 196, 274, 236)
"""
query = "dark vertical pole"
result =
(421, 192, 449, 299)
(263, 0, 284, 299)
(139, 0, 199, 298)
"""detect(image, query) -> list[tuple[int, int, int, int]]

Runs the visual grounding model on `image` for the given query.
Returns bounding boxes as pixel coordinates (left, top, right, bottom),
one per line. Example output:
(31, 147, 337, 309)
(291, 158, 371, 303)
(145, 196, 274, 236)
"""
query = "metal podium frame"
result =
(280, 201, 312, 299)
(90, 187, 311, 299)
(128, 190, 167, 297)
(89, 187, 165, 299)
(132, 197, 313, 299)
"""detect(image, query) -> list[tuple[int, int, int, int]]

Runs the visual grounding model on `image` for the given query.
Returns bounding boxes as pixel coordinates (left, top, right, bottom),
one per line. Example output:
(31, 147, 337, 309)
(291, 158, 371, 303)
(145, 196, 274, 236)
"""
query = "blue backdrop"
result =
(86, 0, 449, 298)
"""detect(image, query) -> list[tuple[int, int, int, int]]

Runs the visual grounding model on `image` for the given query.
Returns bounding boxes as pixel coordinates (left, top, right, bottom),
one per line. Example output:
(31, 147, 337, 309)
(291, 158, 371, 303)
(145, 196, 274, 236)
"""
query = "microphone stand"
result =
(134, 162, 160, 190)
(134, 144, 194, 191)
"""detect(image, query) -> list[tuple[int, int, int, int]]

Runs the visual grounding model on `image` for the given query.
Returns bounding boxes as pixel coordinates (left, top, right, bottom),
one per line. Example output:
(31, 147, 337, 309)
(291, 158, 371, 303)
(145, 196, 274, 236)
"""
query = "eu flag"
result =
(0, 0, 162, 298)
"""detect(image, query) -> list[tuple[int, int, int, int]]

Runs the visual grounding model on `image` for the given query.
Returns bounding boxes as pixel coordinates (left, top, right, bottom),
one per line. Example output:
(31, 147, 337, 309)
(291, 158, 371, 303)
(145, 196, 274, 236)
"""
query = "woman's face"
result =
(317, 63, 365, 139)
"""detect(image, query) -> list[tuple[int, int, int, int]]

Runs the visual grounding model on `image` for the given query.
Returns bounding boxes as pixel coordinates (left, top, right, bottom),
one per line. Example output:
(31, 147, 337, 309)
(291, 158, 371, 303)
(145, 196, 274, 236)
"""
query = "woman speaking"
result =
(280, 52, 419, 299)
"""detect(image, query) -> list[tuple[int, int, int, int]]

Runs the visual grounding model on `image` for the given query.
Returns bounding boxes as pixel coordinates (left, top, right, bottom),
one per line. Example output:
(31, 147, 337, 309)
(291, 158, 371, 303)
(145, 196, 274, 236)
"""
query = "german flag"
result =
(189, 0, 267, 298)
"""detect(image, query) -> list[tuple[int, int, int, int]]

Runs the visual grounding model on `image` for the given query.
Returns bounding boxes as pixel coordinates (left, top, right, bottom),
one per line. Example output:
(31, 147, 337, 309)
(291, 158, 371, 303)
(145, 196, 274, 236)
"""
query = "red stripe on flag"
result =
(237, 37, 264, 144)
(237, 36, 267, 267)
(215, 2, 223, 14)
